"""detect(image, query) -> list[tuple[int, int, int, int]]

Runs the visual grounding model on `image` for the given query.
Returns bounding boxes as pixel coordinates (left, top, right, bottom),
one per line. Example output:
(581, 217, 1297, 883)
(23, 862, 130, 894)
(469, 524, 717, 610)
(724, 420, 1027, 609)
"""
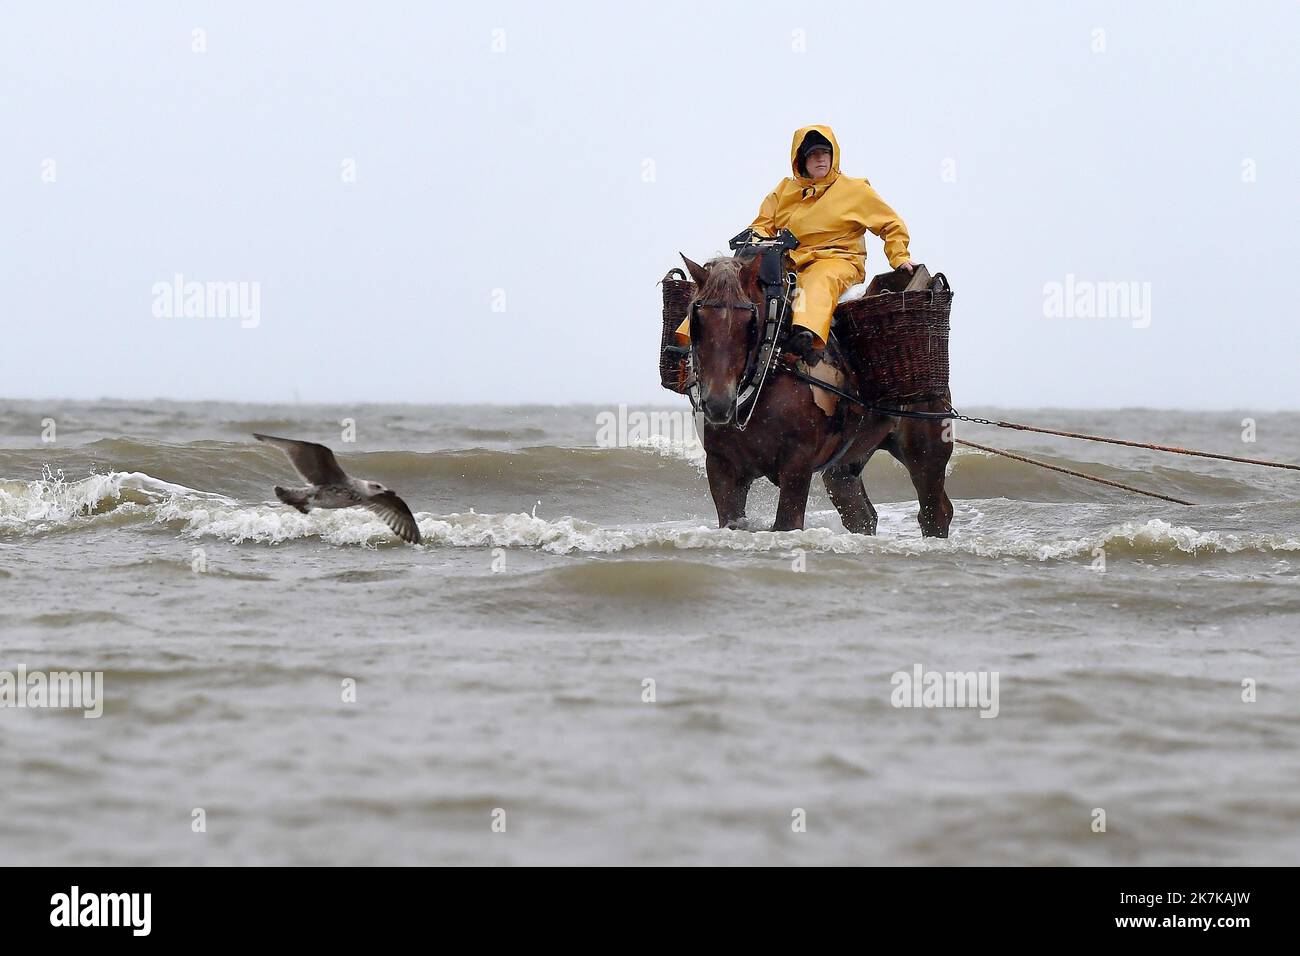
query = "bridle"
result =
(688, 296, 758, 415)
(687, 230, 800, 430)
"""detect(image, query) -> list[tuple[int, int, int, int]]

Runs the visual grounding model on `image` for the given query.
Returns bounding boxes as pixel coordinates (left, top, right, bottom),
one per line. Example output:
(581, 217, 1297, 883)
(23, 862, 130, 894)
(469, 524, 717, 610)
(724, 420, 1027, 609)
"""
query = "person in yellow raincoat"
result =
(677, 124, 915, 358)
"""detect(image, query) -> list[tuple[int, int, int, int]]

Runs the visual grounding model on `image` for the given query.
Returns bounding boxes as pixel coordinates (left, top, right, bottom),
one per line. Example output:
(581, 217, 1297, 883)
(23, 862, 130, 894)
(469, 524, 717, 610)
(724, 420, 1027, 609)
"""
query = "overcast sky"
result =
(3, 0, 1297, 408)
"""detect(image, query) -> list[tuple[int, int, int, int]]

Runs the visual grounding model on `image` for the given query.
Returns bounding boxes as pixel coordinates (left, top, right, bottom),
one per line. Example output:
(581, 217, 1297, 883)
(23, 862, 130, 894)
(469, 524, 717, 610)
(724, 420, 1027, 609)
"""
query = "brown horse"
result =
(681, 253, 954, 536)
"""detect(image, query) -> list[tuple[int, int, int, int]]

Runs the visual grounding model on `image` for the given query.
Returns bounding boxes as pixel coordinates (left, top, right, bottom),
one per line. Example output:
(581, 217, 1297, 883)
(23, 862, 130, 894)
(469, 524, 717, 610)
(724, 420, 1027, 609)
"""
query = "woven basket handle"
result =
(930, 272, 950, 292)
(664, 268, 687, 282)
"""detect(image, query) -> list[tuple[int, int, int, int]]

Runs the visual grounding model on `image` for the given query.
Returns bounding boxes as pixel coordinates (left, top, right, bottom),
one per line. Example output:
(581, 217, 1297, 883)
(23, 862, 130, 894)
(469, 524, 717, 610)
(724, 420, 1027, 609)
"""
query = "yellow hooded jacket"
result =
(750, 125, 911, 273)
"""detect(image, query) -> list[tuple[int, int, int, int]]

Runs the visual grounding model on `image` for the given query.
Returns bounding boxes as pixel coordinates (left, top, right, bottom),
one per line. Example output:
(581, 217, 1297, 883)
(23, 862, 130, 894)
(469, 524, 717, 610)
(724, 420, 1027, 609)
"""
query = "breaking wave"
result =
(0, 467, 230, 536)
(36, 482, 1288, 561)
(409, 512, 1300, 560)
(1, 435, 1274, 510)
(1, 444, 1293, 562)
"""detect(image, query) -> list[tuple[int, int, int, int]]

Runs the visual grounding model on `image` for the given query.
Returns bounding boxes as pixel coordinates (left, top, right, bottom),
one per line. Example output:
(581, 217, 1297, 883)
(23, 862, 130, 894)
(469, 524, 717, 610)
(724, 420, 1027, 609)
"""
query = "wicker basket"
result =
(659, 268, 696, 393)
(834, 270, 952, 403)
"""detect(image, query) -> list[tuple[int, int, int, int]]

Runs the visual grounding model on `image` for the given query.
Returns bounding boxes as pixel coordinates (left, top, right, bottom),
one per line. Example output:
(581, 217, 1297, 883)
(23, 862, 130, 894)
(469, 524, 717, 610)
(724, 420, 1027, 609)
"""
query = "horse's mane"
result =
(697, 256, 747, 301)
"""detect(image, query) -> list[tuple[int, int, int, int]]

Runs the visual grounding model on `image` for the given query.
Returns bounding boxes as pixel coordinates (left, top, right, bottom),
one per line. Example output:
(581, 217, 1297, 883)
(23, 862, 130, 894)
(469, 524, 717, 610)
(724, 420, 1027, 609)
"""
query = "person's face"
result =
(804, 147, 832, 179)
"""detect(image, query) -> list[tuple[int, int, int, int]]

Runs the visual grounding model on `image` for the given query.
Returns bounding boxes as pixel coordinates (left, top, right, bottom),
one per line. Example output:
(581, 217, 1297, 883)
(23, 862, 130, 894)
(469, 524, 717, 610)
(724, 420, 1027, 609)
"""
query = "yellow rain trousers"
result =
(677, 124, 911, 347)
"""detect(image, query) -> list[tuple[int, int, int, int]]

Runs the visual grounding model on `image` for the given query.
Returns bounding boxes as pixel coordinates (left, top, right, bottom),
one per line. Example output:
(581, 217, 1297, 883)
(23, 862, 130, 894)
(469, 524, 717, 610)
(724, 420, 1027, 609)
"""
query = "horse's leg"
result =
(706, 454, 753, 530)
(822, 461, 877, 535)
(771, 463, 814, 532)
(820, 409, 895, 535)
(886, 417, 954, 538)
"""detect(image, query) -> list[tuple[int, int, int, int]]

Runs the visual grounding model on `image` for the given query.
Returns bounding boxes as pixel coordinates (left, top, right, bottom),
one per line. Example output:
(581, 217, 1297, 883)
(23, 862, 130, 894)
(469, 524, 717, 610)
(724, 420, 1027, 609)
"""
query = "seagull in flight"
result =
(253, 433, 422, 545)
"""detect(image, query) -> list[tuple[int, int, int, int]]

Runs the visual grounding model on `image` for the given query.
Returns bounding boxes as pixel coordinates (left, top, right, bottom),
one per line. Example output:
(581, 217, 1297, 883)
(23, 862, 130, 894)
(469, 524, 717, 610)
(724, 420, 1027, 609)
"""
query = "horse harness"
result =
(680, 229, 812, 430)
(674, 229, 958, 433)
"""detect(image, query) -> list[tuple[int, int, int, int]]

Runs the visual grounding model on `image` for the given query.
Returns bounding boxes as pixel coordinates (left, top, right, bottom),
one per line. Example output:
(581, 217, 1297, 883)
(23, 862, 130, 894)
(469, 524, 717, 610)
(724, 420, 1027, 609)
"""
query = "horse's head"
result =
(681, 252, 764, 425)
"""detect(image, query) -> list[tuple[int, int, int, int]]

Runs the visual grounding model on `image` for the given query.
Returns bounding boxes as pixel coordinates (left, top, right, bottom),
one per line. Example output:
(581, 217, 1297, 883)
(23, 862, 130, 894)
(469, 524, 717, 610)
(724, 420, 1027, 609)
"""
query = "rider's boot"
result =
(784, 328, 821, 366)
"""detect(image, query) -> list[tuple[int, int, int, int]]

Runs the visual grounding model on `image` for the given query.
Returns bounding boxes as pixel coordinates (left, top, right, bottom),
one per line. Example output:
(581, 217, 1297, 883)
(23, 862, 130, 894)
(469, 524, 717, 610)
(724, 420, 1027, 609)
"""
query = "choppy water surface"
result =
(1, 399, 1297, 865)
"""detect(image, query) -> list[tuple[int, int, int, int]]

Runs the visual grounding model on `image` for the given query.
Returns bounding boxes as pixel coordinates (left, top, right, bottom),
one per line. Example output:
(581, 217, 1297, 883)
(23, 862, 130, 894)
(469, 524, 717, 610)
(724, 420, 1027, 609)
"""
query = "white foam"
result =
(0, 468, 229, 534)
(6, 469, 1296, 560)
(1044, 518, 1300, 559)
(625, 432, 706, 469)
(158, 499, 402, 547)
(433, 513, 1300, 558)
(159, 500, 1300, 560)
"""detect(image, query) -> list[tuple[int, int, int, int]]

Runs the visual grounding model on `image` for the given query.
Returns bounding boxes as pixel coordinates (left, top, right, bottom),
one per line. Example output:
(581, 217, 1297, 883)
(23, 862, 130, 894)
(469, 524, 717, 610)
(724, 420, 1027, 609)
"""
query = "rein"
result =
(780, 363, 955, 420)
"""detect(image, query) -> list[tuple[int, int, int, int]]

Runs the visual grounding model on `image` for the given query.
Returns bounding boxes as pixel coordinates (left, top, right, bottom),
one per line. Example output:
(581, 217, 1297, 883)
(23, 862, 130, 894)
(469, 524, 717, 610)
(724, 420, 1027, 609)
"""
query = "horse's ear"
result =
(679, 253, 709, 288)
(738, 252, 763, 287)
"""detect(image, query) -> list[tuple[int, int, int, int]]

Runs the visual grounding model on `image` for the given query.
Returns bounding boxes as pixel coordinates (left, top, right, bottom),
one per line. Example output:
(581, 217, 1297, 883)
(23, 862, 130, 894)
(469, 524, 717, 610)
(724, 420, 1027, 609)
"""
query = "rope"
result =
(775, 363, 1293, 506)
(955, 439, 1196, 506)
(954, 414, 1300, 472)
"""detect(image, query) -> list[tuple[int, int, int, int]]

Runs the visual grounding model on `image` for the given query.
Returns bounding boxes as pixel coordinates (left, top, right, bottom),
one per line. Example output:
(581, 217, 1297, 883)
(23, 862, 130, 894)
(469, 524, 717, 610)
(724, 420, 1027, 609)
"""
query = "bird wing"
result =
(364, 491, 423, 545)
(253, 434, 350, 485)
